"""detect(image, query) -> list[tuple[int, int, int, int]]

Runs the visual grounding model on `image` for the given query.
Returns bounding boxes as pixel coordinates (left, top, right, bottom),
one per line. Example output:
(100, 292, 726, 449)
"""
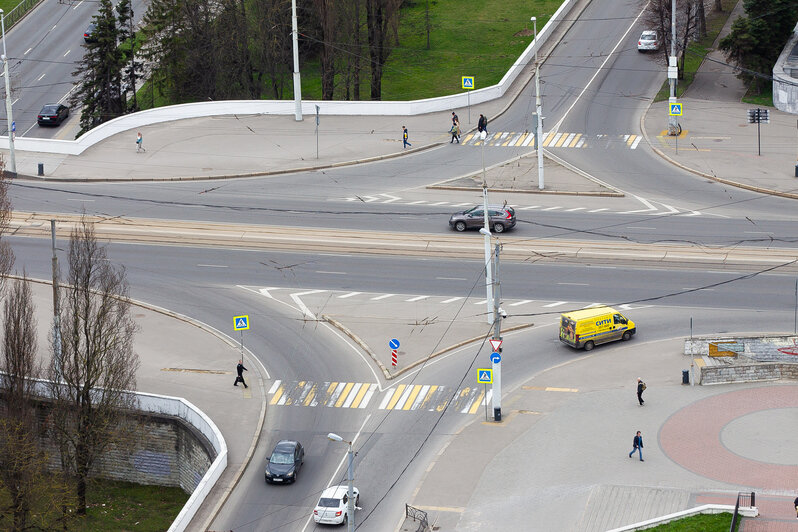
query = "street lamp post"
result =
(291, 0, 302, 121)
(0, 9, 16, 177)
(531, 16, 543, 190)
(327, 433, 355, 532)
(480, 130, 493, 323)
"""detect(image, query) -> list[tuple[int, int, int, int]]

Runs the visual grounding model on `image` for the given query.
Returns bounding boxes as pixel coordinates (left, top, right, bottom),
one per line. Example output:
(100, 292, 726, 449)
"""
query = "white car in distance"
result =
(313, 485, 360, 525)
(637, 30, 660, 52)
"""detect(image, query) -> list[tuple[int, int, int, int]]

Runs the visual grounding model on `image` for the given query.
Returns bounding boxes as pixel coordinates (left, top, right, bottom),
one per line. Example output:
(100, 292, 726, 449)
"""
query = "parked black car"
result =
(83, 23, 97, 43)
(265, 440, 304, 484)
(449, 205, 516, 233)
(37, 104, 69, 126)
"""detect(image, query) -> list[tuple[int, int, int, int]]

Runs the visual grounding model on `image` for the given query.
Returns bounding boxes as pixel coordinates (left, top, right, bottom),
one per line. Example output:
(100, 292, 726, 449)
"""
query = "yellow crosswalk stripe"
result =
(403, 385, 423, 410)
(335, 382, 355, 407)
(569, 133, 582, 148)
(418, 385, 439, 410)
(350, 382, 371, 408)
(386, 384, 406, 410)
(270, 383, 285, 405)
(468, 389, 486, 414)
(302, 382, 318, 406)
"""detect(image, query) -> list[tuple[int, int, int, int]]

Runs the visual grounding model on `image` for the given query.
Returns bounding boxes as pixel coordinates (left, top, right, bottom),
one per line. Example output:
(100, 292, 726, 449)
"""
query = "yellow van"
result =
(559, 306, 636, 351)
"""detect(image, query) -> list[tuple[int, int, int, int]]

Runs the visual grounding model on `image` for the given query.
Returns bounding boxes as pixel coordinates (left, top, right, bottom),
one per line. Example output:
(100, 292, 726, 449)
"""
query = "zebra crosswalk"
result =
(267, 380, 491, 415)
(459, 131, 643, 150)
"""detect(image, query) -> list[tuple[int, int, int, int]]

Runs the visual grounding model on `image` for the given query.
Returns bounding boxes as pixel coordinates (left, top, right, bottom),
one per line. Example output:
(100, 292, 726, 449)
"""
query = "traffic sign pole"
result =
(491, 243, 502, 422)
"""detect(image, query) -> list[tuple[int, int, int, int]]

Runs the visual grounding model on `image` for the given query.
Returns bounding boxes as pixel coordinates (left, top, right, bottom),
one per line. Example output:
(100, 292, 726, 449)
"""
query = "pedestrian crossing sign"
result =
(669, 103, 683, 116)
(462, 76, 475, 90)
(477, 368, 493, 384)
(233, 315, 250, 331)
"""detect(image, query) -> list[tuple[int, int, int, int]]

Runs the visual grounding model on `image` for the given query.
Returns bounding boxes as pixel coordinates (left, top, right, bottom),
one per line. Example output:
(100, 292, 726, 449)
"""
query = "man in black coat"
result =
(234, 360, 248, 388)
(637, 377, 645, 405)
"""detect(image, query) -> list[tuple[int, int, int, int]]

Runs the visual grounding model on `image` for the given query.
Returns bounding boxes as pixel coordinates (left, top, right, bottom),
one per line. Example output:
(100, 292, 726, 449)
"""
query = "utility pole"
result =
(667, 0, 679, 136)
(291, 0, 302, 121)
(491, 242, 502, 422)
(51, 220, 62, 379)
(481, 134, 493, 324)
(531, 17, 544, 189)
(1, 9, 16, 177)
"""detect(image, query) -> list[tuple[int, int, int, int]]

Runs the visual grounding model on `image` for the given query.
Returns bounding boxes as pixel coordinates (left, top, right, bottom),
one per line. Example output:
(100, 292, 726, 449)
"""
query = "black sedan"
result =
(37, 104, 69, 126)
(265, 440, 304, 484)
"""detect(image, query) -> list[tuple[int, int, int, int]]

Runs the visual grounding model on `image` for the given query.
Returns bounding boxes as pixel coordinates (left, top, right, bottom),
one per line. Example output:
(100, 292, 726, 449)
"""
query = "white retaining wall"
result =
(0, 0, 576, 156)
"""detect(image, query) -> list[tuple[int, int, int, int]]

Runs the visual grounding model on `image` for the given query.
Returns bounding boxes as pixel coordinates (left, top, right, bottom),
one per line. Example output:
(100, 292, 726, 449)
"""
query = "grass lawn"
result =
(644, 512, 739, 531)
(654, 0, 738, 102)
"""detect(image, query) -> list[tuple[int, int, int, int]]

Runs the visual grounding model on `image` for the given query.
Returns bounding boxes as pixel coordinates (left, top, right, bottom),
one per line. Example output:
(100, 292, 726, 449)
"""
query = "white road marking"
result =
(37, 73, 45, 81)
(359, 384, 377, 408)
(290, 289, 326, 319)
(436, 277, 466, 281)
(588, 208, 609, 213)
(519, 205, 541, 210)
(630, 136, 642, 149)
(24, 47, 31, 55)
(428, 201, 449, 206)
(543, 301, 568, 307)
(626, 226, 656, 230)
(337, 292, 361, 298)
(197, 264, 228, 268)
(565, 207, 586, 212)
(406, 295, 429, 302)
(64, 49, 71, 57)
(441, 297, 463, 303)
(509, 300, 533, 306)
(316, 270, 347, 275)
(342, 383, 363, 408)
(542, 206, 562, 211)
(268, 380, 281, 394)
(558, 283, 588, 286)
(371, 293, 395, 300)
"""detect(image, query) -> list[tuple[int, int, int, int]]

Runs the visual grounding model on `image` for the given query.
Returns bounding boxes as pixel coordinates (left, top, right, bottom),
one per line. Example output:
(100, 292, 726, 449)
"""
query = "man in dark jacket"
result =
(478, 114, 488, 134)
(234, 360, 248, 388)
(637, 377, 645, 405)
(628, 431, 643, 461)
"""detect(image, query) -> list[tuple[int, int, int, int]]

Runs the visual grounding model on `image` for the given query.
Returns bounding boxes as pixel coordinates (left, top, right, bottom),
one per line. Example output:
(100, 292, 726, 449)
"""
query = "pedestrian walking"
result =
(402, 126, 411, 149)
(478, 114, 488, 135)
(628, 431, 644, 461)
(449, 122, 460, 143)
(452, 111, 459, 127)
(136, 132, 145, 153)
(234, 359, 248, 388)
(637, 377, 646, 406)
(794, 494, 798, 519)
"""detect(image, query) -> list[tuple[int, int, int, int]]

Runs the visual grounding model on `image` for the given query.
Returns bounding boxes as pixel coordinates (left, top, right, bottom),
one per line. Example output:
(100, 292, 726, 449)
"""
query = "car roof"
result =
(320, 485, 357, 499)
(641, 30, 657, 36)
(41, 104, 60, 110)
(273, 440, 299, 452)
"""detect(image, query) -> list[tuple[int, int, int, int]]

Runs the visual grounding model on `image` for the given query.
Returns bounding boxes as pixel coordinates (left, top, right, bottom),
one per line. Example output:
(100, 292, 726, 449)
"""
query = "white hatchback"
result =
(313, 485, 360, 525)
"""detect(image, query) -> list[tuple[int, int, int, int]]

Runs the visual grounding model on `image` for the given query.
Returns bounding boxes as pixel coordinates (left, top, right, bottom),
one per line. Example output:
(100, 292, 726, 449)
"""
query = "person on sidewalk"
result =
(628, 431, 644, 461)
(136, 132, 145, 153)
(637, 377, 646, 406)
(449, 122, 460, 144)
(478, 114, 488, 135)
(234, 359, 248, 388)
(402, 126, 411, 149)
(794, 494, 798, 519)
(451, 111, 459, 127)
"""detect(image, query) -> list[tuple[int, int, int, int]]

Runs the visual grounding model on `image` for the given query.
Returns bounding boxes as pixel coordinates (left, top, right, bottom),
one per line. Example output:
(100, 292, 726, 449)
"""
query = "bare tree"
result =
(365, 0, 402, 100)
(0, 155, 15, 291)
(48, 217, 139, 515)
(642, 0, 701, 74)
(0, 276, 40, 531)
(314, 0, 338, 100)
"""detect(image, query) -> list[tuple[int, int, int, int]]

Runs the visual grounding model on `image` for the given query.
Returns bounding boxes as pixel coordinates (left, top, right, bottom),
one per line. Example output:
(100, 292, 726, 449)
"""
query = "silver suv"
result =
(449, 205, 516, 233)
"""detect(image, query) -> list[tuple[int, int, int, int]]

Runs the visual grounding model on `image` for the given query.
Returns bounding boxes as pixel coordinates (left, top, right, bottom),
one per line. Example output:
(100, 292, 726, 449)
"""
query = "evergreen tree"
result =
(71, 0, 125, 135)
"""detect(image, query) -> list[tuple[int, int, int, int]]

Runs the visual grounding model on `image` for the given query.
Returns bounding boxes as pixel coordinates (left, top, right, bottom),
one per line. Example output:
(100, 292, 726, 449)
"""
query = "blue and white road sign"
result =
(477, 368, 493, 384)
(233, 315, 250, 331)
(490, 352, 501, 364)
(389, 338, 400, 349)
(462, 76, 474, 90)
(669, 103, 683, 116)
(11, 121, 15, 132)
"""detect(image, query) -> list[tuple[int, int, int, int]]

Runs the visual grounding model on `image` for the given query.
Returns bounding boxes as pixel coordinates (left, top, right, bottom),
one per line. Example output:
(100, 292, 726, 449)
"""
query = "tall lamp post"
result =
(291, 0, 302, 121)
(327, 433, 355, 532)
(531, 16, 543, 190)
(0, 9, 16, 177)
(480, 129, 493, 323)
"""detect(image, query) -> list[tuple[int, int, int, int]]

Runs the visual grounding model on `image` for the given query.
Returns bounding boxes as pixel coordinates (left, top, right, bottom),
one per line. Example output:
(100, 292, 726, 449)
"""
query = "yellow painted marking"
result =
(694, 357, 706, 368)
(555, 133, 568, 147)
(515, 132, 528, 146)
(285, 380, 304, 405)
(243, 387, 252, 399)
(568, 133, 582, 147)
(386, 385, 406, 410)
(350, 382, 370, 408)
(626, 134, 637, 146)
(413, 505, 465, 514)
(418, 385, 439, 410)
(522, 386, 579, 392)
(335, 382, 355, 407)
(468, 389, 486, 414)
(542, 132, 556, 146)
(403, 385, 423, 410)
(303, 382, 318, 406)
(269, 384, 285, 405)
(502, 134, 513, 146)
(658, 129, 689, 139)
(463, 133, 475, 143)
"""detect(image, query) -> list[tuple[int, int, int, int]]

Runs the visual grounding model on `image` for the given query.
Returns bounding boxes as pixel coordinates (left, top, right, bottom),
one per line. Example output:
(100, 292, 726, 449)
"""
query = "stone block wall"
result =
(701, 362, 798, 385)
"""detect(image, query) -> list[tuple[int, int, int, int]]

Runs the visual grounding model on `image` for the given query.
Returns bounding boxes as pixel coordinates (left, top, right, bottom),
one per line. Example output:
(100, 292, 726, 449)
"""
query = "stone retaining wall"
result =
(701, 362, 798, 385)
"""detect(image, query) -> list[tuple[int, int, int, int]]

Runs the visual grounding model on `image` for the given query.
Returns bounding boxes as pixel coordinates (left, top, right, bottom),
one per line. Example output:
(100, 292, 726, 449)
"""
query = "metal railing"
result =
(2, 0, 42, 30)
(405, 503, 431, 532)
(730, 491, 755, 532)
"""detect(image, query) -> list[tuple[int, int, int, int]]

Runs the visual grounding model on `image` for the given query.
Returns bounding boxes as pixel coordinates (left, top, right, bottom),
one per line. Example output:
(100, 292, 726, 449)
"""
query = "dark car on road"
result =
(449, 205, 516, 233)
(37, 104, 69, 126)
(265, 440, 304, 484)
(83, 23, 97, 43)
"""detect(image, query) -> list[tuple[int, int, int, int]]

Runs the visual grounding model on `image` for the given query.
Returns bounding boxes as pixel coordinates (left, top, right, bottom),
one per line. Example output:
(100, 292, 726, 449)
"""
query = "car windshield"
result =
(642, 32, 656, 39)
(42, 106, 58, 113)
(270, 451, 294, 465)
(317, 498, 340, 508)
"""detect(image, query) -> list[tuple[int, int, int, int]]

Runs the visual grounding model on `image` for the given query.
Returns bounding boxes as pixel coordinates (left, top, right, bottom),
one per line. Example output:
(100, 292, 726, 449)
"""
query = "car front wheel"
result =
(584, 341, 594, 351)
(454, 221, 467, 232)
(493, 223, 505, 233)
(622, 331, 631, 341)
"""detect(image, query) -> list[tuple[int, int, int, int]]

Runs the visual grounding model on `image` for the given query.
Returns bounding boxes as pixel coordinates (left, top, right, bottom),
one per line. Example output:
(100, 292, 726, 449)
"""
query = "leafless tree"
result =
(0, 276, 41, 531)
(48, 217, 139, 515)
(366, 0, 402, 100)
(642, 0, 702, 74)
(0, 155, 15, 292)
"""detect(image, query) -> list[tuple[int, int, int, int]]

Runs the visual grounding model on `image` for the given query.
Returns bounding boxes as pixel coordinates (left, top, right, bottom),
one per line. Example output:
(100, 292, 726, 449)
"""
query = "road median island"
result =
(11, 212, 798, 270)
